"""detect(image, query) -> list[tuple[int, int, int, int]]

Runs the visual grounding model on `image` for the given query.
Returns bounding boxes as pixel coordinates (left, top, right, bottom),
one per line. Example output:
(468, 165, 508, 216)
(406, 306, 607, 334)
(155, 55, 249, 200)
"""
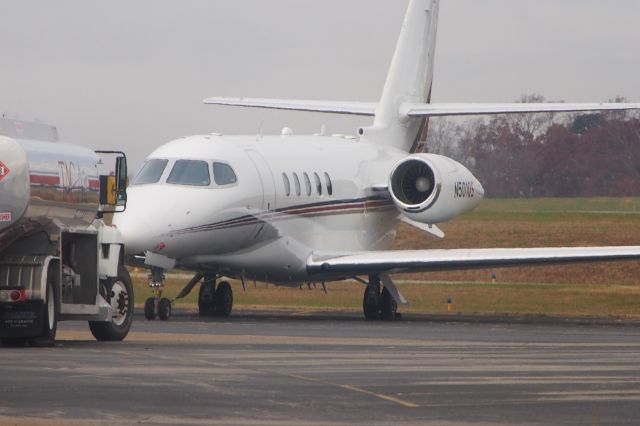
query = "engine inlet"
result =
(391, 159, 436, 205)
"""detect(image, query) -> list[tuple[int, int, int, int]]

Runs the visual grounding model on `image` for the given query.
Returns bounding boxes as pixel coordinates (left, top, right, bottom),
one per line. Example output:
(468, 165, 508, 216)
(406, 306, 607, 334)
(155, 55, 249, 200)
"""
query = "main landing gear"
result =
(362, 275, 399, 321)
(197, 274, 233, 317)
(143, 270, 234, 321)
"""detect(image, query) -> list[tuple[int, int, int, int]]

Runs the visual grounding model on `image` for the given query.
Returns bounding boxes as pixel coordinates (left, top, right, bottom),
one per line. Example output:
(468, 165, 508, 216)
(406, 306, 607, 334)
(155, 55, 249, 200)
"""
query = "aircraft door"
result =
(246, 150, 276, 213)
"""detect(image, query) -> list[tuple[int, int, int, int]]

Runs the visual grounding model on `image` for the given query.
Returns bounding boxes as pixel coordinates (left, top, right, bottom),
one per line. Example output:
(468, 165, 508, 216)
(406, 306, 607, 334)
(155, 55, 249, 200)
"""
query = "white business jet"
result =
(115, 0, 640, 321)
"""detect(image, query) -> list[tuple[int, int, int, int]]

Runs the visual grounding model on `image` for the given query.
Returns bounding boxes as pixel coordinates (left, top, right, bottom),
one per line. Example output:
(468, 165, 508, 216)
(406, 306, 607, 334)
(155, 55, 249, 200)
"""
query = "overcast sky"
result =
(1, 0, 639, 170)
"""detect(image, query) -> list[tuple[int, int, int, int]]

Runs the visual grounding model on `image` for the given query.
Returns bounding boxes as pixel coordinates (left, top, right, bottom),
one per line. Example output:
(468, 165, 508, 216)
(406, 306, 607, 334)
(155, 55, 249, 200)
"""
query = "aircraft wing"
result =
(203, 97, 377, 116)
(204, 97, 640, 117)
(307, 246, 640, 276)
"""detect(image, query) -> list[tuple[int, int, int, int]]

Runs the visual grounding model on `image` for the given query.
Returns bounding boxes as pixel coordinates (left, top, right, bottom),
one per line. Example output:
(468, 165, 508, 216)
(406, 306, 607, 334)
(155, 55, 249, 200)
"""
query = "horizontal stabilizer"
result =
(204, 97, 376, 116)
(204, 97, 640, 118)
(402, 102, 640, 117)
(307, 246, 640, 276)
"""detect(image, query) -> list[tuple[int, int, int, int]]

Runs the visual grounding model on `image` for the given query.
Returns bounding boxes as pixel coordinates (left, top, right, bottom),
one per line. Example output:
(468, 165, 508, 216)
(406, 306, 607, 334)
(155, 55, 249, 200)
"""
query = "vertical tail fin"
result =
(364, 0, 439, 152)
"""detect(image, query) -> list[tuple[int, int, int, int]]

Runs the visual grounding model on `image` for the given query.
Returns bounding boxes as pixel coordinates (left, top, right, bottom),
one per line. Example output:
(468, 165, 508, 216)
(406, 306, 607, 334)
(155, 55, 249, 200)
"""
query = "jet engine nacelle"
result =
(389, 153, 484, 224)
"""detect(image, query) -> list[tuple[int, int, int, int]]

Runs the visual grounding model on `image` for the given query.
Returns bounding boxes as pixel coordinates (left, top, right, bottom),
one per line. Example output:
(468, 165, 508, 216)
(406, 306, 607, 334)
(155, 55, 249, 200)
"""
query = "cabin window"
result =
(213, 162, 237, 185)
(303, 172, 312, 196)
(167, 160, 210, 186)
(293, 173, 301, 196)
(324, 172, 333, 195)
(132, 159, 168, 185)
(282, 173, 291, 196)
(313, 172, 322, 195)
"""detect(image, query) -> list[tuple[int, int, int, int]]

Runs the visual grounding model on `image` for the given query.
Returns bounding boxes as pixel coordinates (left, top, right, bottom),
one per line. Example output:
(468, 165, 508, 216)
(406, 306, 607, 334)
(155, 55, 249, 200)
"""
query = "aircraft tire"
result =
(215, 282, 233, 317)
(29, 265, 58, 347)
(89, 266, 134, 341)
(158, 298, 172, 321)
(198, 281, 216, 317)
(380, 287, 397, 320)
(144, 297, 156, 320)
(363, 285, 381, 320)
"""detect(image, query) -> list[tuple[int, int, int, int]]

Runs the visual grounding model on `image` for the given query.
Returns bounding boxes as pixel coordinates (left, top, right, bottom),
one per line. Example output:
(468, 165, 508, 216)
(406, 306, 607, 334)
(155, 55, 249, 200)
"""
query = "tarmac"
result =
(1, 309, 640, 425)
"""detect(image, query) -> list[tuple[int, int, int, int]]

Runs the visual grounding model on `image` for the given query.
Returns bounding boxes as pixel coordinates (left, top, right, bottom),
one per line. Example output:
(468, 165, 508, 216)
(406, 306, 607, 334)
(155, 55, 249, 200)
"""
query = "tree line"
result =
(426, 95, 640, 198)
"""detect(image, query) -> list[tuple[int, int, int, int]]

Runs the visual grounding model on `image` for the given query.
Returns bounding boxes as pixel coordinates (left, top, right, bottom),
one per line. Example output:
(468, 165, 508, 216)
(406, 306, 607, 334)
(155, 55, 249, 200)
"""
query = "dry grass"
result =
(131, 198, 640, 318)
(397, 210, 640, 285)
(132, 278, 640, 318)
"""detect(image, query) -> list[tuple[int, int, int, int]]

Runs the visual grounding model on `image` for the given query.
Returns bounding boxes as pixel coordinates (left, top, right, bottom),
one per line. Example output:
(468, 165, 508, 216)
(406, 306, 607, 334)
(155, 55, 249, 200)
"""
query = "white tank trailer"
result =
(0, 118, 132, 346)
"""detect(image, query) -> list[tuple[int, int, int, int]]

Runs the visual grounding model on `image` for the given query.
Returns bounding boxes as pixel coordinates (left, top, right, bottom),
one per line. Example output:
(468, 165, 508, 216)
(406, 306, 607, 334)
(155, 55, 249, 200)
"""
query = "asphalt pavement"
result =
(1, 310, 640, 425)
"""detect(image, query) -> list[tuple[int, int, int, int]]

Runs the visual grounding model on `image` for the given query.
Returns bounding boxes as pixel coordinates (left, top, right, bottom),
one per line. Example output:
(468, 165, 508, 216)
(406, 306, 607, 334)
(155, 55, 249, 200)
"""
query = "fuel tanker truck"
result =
(0, 118, 133, 346)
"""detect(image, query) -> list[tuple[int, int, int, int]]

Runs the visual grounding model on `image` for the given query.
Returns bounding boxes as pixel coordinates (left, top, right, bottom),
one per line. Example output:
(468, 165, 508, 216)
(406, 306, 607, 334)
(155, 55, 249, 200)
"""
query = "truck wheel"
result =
(29, 276, 58, 347)
(89, 266, 134, 341)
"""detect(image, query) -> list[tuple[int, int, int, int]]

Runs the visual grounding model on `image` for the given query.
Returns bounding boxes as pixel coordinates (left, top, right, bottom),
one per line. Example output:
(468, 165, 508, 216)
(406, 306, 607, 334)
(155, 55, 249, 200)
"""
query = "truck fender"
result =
(96, 221, 124, 279)
(98, 244, 121, 280)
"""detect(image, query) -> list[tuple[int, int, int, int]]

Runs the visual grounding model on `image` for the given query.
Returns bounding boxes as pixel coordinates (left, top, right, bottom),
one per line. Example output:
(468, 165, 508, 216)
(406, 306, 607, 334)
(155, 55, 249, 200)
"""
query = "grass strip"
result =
(131, 275, 640, 319)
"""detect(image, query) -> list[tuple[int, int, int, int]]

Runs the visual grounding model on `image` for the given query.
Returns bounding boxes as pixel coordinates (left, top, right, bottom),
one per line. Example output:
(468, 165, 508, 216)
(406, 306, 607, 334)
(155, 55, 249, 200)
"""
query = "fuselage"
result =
(115, 133, 411, 284)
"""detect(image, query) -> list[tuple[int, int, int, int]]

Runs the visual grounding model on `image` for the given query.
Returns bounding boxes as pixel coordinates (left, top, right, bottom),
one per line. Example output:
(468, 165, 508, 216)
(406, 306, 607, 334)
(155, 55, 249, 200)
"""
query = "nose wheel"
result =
(144, 296, 172, 320)
(144, 267, 174, 320)
(144, 297, 156, 320)
(158, 298, 172, 320)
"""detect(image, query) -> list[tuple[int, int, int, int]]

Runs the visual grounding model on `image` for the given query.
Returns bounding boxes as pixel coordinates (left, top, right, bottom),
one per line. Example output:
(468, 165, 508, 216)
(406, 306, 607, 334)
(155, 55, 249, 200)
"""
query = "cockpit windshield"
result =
(132, 159, 168, 185)
(213, 162, 237, 185)
(166, 159, 211, 186)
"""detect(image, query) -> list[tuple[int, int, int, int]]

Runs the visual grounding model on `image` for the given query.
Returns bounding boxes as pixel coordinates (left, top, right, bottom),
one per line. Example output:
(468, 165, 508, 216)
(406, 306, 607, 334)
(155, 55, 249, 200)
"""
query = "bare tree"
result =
(426, 118, 461, 158)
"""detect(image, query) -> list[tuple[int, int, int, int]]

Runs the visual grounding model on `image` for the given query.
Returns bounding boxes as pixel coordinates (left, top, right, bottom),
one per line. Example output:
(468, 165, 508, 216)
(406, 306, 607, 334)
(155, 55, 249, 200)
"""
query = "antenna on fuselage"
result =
(256, 119, 264, 141)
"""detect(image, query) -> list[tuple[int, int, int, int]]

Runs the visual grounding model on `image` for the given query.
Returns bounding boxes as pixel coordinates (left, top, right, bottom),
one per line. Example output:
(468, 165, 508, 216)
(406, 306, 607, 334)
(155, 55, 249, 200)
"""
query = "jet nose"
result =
(112, 210, 146, 255)
(112, 189, 155, 255)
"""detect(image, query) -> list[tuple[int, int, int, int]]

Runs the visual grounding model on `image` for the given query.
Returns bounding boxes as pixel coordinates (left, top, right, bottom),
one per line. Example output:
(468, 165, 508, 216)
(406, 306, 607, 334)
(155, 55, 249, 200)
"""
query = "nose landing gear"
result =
(143, 267, 171, 321)
(144, 296, 174, 320)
